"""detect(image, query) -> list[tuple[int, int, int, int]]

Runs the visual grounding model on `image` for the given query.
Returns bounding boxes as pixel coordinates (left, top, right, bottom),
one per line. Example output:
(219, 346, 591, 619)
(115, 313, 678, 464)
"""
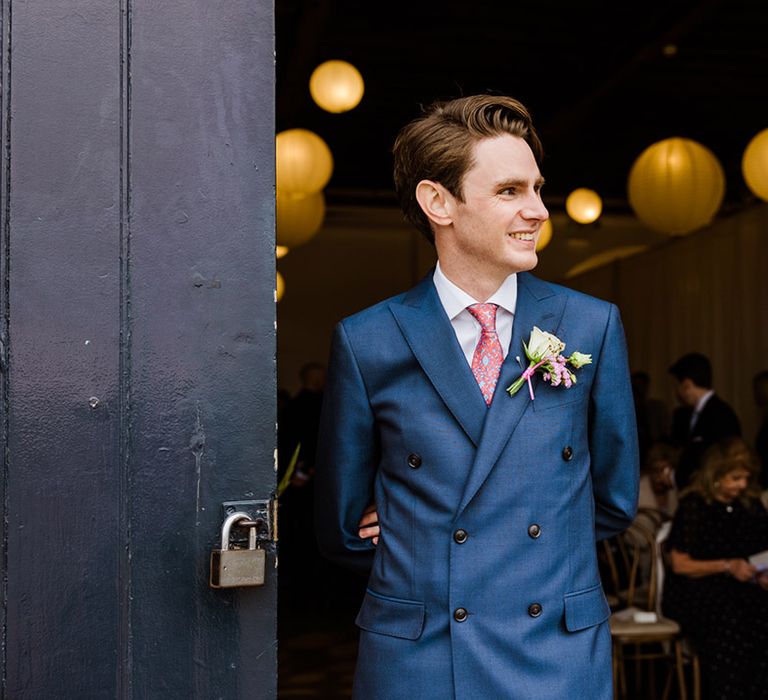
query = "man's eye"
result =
(500, 188, 516, 196)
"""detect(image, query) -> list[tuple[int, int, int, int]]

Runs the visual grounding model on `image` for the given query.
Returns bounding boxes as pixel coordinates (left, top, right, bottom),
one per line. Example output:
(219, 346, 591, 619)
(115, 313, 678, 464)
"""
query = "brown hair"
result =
(683, 437, 762, 505)
(392, 95, 544, 243)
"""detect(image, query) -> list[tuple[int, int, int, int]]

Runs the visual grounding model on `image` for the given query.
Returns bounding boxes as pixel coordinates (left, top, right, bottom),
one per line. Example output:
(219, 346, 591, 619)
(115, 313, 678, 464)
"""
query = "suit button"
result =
(562, 446, 573, 461)
(454, 607, 468, 622)
(528, 524, 541, 539)
(407, 453, 422, 469)
(454, 529, 468, 544)
(528, 603, 543, 618)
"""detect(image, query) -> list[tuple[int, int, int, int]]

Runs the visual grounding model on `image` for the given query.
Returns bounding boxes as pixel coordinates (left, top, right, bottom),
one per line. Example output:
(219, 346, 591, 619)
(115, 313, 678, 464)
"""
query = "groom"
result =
(315, 95, 639, 699)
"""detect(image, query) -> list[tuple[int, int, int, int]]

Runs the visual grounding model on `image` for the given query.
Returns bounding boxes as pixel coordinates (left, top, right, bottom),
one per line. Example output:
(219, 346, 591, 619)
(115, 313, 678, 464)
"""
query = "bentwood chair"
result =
(607, 518, 700, 700)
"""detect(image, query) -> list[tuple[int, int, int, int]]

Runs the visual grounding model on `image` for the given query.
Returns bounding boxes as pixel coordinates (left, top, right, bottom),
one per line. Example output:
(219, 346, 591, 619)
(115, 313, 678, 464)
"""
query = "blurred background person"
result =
(632, 370, 670, 467)
(662, 437, 768, 699)
(638, 441, 679, 517)
(753, 370, 768, 491)
(668, 352, 741, 489)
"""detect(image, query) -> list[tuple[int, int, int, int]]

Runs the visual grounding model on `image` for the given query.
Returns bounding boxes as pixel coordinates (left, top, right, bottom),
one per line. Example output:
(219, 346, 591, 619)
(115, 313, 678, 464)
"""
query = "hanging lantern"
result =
(628, 137, 725, 235)
(276, 271, 285, 302)
(276, 246, 289, 259)
(276, 129, 333, 194)
(742, 128, 768, 202)
(276, 190, 326, 248)
(310, 60, 365, 114)
(566, 188, 603, 224)
(536, 219, 553, 251)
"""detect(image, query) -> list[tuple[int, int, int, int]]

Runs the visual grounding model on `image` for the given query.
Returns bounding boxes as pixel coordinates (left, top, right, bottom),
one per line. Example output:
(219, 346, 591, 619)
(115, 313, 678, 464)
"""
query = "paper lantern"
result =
(628, 137, 725, 235)
(276, 129, 333, 194)
(276, 271, 285, 302)
(276, 246, 289, 259)
(536, 219, 553, 251)
(566, 188, 602, 224)
(310, 60, 365, 114)
(276, 190, 325, 248)
(742, 128, 768, 201)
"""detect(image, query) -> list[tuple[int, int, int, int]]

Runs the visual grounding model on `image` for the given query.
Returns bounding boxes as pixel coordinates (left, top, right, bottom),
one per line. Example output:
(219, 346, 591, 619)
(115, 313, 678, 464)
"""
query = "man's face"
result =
(675, 378, 696, 407)
(446, 134, 548, 276)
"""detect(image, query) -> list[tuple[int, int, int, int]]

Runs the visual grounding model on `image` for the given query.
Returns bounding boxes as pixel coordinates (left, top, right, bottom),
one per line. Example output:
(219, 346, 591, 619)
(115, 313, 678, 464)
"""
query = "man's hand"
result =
(358, 503, 380, 545)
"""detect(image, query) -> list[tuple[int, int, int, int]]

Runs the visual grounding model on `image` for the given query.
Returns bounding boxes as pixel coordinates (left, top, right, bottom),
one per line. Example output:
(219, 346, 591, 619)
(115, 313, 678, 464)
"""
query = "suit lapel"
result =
(456, 272, 567, 517)
(389, 274, 487, 446)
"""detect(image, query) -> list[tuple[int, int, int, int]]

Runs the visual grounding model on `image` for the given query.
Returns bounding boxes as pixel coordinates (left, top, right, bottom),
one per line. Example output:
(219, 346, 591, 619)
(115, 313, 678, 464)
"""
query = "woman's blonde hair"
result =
(683, 436, 762, 504)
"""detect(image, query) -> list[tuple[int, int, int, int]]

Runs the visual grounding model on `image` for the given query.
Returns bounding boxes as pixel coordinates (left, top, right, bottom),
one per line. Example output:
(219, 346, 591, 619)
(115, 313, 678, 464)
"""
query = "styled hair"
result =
(668, 352, 712, 389)
(683, 437, 761, 505)
(392, 95, 543, 243)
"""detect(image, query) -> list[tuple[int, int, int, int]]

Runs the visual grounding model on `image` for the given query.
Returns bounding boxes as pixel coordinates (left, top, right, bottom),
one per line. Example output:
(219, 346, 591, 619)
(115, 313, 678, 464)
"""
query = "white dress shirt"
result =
(689, 389, 715, 433)
(433, 262, 517, 366)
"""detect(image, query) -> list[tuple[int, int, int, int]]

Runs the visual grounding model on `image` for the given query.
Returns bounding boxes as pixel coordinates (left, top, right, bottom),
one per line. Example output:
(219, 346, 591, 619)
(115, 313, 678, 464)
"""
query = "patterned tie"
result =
(466, 303, 503, 406)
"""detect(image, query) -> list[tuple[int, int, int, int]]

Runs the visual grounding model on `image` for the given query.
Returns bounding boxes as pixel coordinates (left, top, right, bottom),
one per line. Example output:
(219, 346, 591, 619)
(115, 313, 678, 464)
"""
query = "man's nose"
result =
(523, 194, 548, 221)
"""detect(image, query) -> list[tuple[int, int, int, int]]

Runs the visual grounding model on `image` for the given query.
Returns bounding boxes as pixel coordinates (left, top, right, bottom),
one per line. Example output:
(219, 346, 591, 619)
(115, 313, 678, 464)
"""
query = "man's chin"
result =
(506, 253, 538, 274)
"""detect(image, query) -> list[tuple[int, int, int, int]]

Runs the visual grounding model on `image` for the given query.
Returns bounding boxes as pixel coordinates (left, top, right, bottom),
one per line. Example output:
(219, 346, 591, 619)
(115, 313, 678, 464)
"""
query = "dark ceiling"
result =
(277, 0, 768, 212)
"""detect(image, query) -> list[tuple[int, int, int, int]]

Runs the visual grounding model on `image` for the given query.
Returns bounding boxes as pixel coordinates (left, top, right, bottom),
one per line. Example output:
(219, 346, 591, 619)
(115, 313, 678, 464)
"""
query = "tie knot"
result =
(467, 303, 499, 333)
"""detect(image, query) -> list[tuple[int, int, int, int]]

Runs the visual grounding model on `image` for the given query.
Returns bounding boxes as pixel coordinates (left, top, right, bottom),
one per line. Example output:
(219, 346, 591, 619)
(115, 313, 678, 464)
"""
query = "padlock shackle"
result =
(220, 511, 254, 551)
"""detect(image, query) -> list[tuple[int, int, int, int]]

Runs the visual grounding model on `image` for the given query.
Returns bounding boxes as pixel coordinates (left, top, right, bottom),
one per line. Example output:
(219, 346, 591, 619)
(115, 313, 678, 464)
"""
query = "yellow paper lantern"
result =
(310, 60, 365, 114)
(742, 128, 768, 201)
(276, 246, 289, 259)
(536, 219, 553, 251)
(628, 137, 725, 235)
(276, 271, 285, 302)
(277, 190, 326, 248)
(566, 188, 603, 224)
(276, 129, 333, 194)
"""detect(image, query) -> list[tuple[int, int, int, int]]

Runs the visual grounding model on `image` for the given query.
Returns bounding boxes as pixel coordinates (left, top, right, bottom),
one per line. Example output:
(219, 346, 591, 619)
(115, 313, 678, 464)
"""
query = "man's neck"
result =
(437, 258, 515, 302)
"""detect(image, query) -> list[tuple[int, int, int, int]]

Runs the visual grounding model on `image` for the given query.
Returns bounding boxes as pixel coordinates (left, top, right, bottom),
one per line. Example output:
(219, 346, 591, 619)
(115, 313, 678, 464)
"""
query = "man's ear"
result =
(415, 180, 454, 228)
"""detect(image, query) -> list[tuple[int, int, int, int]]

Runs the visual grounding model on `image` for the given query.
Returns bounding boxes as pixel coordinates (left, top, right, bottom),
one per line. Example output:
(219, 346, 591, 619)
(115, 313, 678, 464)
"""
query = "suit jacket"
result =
(675, 394, 741, 489)
(315, 272, 639, 699)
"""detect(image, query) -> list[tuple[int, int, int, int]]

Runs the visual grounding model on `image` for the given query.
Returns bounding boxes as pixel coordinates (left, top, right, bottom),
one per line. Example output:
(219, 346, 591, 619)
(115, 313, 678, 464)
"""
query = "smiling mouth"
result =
(508, 231, 536, 241)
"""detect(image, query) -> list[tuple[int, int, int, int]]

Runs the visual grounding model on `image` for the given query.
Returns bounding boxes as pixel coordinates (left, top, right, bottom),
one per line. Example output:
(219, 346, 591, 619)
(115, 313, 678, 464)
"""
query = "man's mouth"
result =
(508, 231, 535, 241)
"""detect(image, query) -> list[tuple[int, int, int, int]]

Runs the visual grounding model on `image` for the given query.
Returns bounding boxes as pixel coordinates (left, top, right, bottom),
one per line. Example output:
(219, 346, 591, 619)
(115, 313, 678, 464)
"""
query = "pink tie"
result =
(467, 303, 503, 406)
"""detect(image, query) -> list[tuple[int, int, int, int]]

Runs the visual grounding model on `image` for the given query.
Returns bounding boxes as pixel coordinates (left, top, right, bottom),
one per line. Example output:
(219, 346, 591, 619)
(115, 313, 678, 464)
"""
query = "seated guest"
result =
(638, 442, 678, 516)
(662, 437, 768, 699)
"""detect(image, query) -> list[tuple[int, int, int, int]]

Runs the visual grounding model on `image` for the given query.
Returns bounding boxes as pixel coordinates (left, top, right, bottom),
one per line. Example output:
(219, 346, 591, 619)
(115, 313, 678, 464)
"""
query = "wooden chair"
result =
(608, 518, 700, 700)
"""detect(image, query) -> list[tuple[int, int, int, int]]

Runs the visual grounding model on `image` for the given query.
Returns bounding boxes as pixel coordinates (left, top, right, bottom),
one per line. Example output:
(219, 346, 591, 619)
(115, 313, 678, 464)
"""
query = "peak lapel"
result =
(389, 275, 487, 446)
(455, 273, 567, 517)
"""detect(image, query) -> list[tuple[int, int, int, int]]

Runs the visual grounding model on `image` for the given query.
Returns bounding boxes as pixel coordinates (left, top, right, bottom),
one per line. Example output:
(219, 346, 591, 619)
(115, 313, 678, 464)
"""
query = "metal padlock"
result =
(210, 511, 266, 588)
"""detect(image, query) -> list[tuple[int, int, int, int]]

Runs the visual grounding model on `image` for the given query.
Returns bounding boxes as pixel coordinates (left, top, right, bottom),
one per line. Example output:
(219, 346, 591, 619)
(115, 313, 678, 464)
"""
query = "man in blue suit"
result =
(315, 95, 639, 699)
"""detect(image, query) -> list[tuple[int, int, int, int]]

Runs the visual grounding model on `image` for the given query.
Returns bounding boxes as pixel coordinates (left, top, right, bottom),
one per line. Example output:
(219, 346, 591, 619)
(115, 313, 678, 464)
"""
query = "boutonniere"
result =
(506, 326, 592, 400)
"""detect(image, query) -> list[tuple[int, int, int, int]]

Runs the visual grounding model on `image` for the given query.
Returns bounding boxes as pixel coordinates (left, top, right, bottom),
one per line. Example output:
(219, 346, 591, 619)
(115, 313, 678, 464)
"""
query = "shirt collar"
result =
(693, 389, 715, 415)
(433, 262, 518, 320)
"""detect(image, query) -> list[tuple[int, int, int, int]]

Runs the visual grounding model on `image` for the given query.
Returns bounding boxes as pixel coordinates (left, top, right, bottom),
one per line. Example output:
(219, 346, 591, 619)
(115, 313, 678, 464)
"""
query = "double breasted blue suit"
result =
(315, 271, 639, 699)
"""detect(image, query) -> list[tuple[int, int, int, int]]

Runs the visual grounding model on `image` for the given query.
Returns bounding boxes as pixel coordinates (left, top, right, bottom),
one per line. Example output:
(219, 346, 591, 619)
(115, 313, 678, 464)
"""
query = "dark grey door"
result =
(1, 1, 276, 697)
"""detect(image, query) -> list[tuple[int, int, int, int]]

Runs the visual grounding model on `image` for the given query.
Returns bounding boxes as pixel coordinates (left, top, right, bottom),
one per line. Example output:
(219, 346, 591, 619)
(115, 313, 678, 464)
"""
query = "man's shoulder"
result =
(337, 289, 410, 334)
(522, 273, 615, 315)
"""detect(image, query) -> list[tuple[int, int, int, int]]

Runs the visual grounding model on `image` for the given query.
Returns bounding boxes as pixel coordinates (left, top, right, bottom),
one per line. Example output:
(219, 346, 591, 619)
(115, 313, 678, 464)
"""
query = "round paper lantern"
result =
(276, 190, 326, 248)
(310, 60, 365, 114)
(628, 137, 725, 235)
(536, 219, 553, 251)
(276, 271, 285, 302)
(276, 246, 289, 259)
(566, 188, 603, 224)
(276, 129, 333, 194)
(742, 128, 768, 201)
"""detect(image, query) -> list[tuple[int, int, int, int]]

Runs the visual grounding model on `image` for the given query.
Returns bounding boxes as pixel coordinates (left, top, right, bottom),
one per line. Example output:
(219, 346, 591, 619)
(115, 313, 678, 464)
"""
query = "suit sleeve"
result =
(313, 321, 377, 576)
(588, 304, 640, 540)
